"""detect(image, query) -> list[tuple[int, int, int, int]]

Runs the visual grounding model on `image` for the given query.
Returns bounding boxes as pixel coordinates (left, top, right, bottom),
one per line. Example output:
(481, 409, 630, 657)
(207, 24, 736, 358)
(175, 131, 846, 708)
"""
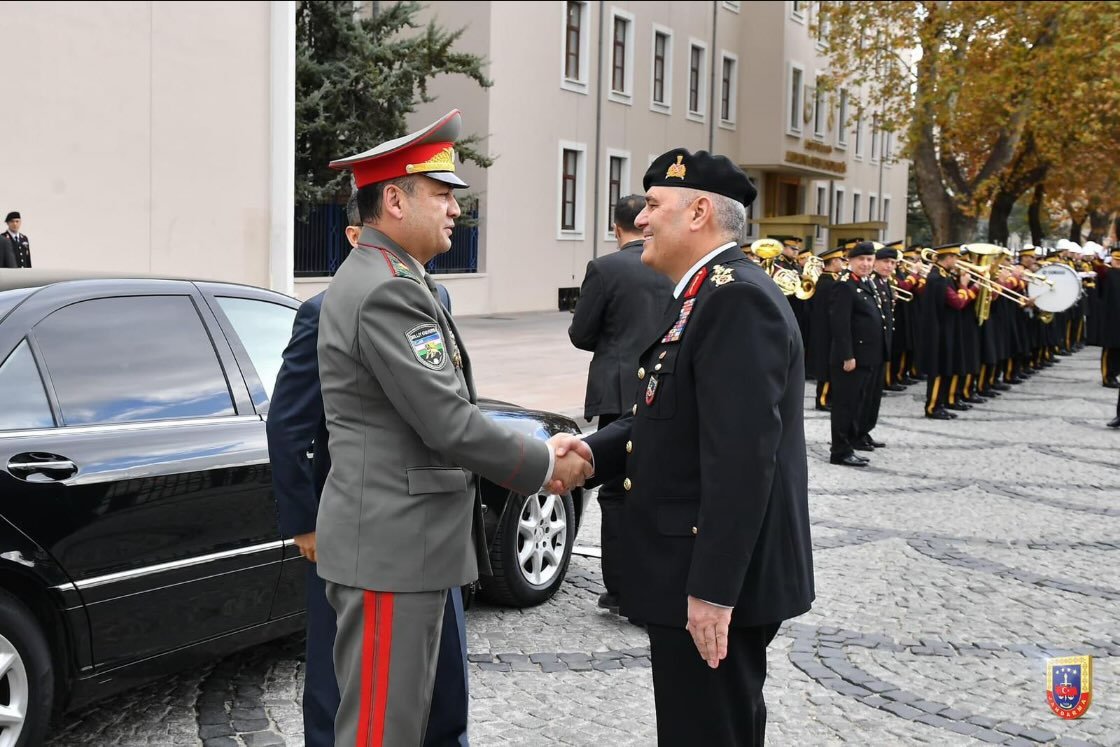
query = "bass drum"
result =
(1028, 263, 1081, 313)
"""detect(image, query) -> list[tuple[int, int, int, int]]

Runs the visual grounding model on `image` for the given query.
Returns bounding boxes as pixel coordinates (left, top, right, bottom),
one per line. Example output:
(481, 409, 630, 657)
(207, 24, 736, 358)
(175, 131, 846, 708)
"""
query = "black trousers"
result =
(830, 364, 873, 457)
(597, 413, 624, 595)
(304, 564, 340, 747)
(1103, 348, 1120, 383)
(858, 363, 885, 439)
(647, 622, 780, 746)
(925, 373, 948, 415)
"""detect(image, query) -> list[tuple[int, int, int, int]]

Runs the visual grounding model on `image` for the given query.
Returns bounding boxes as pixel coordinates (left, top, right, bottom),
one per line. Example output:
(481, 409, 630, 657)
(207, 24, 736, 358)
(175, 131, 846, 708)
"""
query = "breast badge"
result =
(645, 374, 659, 405)
(1046, 655, 1092, 719)
(405, 323, 447, 370)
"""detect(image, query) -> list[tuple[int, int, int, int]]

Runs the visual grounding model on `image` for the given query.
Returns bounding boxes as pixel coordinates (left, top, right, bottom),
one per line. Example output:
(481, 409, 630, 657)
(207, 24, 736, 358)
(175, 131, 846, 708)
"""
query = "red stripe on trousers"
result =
(356, 591, 379, 747)
(371, 593, 394, 747)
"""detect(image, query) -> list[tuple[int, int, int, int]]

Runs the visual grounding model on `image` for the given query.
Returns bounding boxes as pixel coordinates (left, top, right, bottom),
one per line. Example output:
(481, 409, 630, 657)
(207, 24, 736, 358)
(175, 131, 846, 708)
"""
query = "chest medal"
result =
(645, 374, 659, 405)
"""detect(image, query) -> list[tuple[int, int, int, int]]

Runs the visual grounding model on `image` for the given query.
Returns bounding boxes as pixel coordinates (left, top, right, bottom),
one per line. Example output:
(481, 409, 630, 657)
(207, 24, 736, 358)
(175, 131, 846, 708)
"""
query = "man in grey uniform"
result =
(317, 109, 591, 746)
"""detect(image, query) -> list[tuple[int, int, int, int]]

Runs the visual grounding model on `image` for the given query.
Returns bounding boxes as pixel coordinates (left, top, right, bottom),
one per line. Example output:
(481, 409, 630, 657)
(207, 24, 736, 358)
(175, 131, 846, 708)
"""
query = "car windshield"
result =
(0, 288, 34, 321)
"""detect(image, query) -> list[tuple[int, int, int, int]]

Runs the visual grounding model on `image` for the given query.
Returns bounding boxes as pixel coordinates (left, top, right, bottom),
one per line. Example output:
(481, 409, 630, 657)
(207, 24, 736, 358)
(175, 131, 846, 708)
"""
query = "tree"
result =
(295, 1, 492, 205)
(818, 1, 1120, 245)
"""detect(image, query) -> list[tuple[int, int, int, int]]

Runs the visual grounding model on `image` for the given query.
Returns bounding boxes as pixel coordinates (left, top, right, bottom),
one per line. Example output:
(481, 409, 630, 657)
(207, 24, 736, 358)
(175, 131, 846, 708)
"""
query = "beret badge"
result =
(665, 155, 687, 180)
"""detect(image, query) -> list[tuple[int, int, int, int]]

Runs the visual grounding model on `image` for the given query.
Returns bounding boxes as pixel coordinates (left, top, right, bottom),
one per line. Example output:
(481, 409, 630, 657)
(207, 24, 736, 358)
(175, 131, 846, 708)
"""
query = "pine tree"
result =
(295, 1, 492, 205)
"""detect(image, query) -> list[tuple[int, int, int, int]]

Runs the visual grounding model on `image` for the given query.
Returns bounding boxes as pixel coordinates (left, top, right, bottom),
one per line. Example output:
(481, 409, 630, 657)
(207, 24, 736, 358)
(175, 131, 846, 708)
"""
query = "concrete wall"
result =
(0, 1, 274, 286)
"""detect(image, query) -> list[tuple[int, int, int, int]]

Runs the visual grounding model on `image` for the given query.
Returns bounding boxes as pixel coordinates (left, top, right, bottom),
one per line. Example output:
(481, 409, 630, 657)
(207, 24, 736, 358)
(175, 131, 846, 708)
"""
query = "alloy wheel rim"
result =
(516, 492, 568, 588)
(0, 633, 28, 747)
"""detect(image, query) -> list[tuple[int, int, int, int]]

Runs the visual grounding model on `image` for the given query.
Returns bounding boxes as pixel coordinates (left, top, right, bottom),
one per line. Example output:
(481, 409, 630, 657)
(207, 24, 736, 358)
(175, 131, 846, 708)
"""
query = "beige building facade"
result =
(381, 0, 910, 315)
(3, 2, 906, 315)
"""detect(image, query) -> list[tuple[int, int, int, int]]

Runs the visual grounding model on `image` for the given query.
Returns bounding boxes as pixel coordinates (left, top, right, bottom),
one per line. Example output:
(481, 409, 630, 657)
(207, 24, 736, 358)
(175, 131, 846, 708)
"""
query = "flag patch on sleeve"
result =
(406, 323, 447, 370)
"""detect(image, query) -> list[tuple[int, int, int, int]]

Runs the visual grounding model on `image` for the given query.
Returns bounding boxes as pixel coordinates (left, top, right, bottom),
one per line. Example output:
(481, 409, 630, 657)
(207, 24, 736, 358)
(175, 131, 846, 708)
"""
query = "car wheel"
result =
(481, 490, 575, 607)
(0, 590, 53, 747)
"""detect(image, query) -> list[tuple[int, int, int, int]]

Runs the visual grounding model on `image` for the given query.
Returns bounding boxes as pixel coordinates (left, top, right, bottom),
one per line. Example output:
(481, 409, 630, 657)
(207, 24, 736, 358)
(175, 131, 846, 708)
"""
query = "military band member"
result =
(807, 247, 845, 410)
(918, 245, 975, 419)
(855, 247, 897, 450)
(1098, 247, 1120, 388)
(892, 245, 924, 384)
(828, 241, 884, 466)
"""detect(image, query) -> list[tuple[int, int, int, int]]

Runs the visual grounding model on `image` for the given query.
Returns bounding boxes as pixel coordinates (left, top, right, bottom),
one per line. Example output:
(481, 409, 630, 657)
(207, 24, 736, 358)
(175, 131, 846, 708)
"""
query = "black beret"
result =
(643, 148, 757, 206)
(875, 247, 897, 260)
(4, 212, 19, 222)
(848, 241, 876, 258)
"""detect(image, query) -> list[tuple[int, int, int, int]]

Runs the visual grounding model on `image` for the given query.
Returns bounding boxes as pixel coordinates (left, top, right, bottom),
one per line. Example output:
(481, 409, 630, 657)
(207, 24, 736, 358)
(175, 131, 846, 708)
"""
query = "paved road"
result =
(48, 312, 1120, 746)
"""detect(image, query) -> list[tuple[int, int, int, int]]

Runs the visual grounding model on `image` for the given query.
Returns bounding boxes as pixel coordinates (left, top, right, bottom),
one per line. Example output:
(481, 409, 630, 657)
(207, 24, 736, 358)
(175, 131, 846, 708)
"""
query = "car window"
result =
(34, 296, 236, 426)
(215, 297, 297, 401)
(0, 340, 55, 430)
(0, 287, 33, 322)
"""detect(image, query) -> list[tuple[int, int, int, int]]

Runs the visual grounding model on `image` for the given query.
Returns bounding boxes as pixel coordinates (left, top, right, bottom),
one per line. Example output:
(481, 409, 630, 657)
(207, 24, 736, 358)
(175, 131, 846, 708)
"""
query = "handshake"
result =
(545, 433, 595, 494)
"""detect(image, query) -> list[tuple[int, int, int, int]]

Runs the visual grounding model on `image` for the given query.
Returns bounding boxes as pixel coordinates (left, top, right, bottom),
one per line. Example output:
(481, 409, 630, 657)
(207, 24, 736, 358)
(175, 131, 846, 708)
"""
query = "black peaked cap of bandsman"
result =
(643, 148, 757, 207)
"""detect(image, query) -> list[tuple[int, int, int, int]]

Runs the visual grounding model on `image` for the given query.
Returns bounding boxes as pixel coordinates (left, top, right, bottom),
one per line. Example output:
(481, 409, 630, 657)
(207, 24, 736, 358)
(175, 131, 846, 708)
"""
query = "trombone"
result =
(889, 278, 914, 302)
(920, 248, 1032, 306)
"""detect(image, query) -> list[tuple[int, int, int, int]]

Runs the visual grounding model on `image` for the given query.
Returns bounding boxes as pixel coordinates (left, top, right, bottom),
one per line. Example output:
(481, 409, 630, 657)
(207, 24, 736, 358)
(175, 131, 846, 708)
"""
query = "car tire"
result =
(480, 490, 575, 608)
(0, 589, 53, 747)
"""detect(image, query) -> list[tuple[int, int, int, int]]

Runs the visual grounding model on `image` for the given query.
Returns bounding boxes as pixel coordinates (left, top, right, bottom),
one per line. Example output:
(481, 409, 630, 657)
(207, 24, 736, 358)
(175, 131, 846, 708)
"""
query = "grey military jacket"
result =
(316, 227, 550, 592)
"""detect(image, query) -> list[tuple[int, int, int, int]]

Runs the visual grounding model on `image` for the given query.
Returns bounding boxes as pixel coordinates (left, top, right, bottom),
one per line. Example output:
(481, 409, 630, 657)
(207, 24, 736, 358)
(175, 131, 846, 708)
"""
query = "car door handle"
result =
(7, 454, 78, 480)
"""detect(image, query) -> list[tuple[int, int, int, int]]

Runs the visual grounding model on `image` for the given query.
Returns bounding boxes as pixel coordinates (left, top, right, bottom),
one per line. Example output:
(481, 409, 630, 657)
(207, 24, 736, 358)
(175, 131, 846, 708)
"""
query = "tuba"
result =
(751, 238, 803, 297)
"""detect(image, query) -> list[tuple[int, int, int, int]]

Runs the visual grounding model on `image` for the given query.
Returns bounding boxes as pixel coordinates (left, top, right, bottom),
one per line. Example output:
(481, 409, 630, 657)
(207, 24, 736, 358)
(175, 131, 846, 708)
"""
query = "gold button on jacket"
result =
(623, 478, 632, 490)
(625, 440, 633, 453)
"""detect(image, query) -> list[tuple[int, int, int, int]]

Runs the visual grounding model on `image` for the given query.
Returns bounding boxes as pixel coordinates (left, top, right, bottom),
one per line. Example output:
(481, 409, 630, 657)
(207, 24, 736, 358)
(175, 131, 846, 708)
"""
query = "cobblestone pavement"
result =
(46, 313, 1120, 746)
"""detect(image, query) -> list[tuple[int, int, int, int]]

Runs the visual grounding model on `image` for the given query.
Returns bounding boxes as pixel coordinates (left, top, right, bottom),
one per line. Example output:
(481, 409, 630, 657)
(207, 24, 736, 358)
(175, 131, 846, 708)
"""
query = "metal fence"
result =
(294, 203, 479, 276)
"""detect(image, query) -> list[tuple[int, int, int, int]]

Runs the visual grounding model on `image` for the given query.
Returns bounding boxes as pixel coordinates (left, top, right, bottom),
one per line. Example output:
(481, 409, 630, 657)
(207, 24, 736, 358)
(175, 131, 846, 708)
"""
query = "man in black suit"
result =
(828, 241, 885, 467)
(1, 212, 31, 268)
(266, 196, 469, 747)
(856, 246, 898, 451)
(569, 194, 673, 614)
(560, 148, 814, 746)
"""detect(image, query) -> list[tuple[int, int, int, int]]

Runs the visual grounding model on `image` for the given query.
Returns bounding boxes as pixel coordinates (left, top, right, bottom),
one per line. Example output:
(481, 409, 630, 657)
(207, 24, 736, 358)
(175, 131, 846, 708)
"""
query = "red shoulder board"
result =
(684, 267, 709, 299)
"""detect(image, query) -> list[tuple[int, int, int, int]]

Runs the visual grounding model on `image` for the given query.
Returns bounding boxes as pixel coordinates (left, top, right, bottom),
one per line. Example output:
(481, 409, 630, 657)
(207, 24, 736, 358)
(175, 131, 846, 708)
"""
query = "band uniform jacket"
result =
(870, 275, 894, 360)
(807, 272, 838, 380)
(1098, 266, 1120, 349)
(266, 293, 331, 538)
(315, 227, 550, 592)
(584, 247, 814, 628)
(0, 233, 31, 268)
(829, 273, 885, 368)
(918, 265, 970, 376)
(569, 240, 673, 420)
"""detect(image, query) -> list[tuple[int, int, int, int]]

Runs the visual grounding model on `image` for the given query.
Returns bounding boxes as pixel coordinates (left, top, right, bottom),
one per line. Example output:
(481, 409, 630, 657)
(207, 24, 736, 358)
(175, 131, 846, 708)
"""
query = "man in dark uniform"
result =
(1097, 248, 1120, 391)
(857, 246, 897, 451)
(827, 242, 883, 466)
(569, 194, 673, 615)
(807, 247, 845, 410)
(0, 212, 31, 268)
(919, 246, 974, 419)
(571, 148, 814, 746)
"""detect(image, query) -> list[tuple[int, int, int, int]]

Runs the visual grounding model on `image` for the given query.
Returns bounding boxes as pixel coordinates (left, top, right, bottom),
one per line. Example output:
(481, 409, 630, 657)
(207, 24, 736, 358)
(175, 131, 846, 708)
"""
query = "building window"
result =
(558, 141, 587, 237)
(854, 114, 863, 158)
(605, 149, 631, 237)
(851, 191, 861, 223)
(688, 41, 708, 119)
(744, 194, 756, 238)
(608, 8, 635, 103)
(791, 0, 806, 22)
(720, 53, 738, 126)
(882, 130, 892, 163)
(882, 197, 891, 230)
(870, 115, 881, 163)
(815, 185, 827, 239)
(787, 63, 804, 135)
(869, 194, 878, 222)
(652, 28, 672, 109)
(814, 1, 830, 45)
(562, 1, 590, 94)
(812, 76, 825, 139)
(836, 88, 848, 147)
(834, 188, 845, 226)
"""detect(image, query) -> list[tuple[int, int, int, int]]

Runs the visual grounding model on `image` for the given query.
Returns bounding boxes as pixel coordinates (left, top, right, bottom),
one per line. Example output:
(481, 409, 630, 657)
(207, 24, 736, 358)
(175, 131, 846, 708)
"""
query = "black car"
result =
(0, 270, 583, 745)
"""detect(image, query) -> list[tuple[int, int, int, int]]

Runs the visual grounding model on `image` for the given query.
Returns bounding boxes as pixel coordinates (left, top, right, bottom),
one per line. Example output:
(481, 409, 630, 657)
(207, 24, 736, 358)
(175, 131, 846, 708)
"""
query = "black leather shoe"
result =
(597, 592, 621, 614)
(1108, 417, 1120, 428)
(991, 382, 1011, 391)
(947, 402, 972, 411)
(815, 404, 831, 411)
(961, 395, 987, 404)
(926, 409, 954, 420)
(863, 436, 886, 448)
(1104, 380, 1120, 389)
(898, 377, 919, 386)
(1007, 377, 1027, 385)
(830, 454, 868, 467)
(852, 442, 874, 452)
(884, 384, 907, 392)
